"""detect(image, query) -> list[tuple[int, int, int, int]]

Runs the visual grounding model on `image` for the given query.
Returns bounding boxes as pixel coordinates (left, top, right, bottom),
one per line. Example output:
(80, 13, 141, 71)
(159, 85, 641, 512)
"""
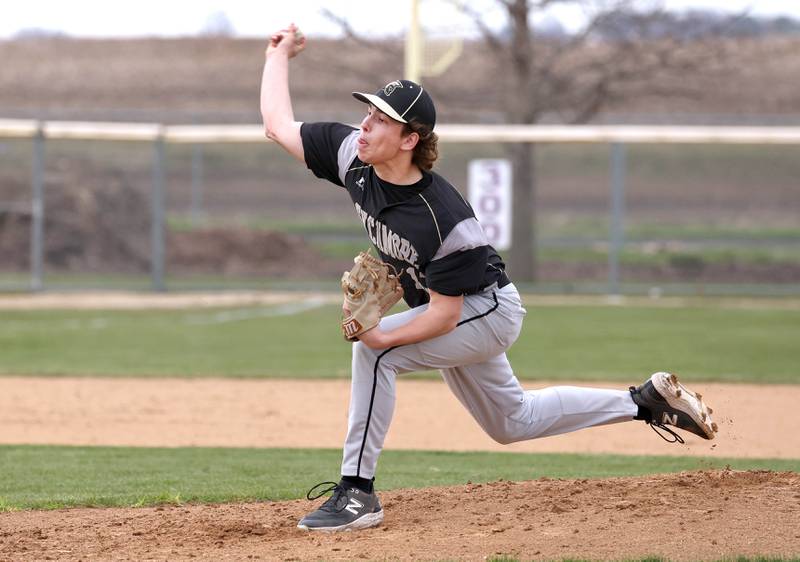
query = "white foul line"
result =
(183, 296, 329, 326)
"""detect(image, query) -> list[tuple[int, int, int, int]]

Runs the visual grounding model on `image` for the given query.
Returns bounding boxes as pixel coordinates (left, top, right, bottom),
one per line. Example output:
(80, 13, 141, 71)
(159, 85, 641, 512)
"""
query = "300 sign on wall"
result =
(468, 159, 512, 251)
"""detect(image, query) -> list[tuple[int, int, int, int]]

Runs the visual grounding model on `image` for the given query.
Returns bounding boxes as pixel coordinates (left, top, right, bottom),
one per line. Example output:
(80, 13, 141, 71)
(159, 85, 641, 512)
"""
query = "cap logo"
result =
(382, 80, 403, 96)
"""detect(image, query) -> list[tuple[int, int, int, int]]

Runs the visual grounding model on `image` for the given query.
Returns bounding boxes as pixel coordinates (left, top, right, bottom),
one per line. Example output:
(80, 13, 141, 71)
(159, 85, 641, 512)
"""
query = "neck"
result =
(373, 158, 422, 186)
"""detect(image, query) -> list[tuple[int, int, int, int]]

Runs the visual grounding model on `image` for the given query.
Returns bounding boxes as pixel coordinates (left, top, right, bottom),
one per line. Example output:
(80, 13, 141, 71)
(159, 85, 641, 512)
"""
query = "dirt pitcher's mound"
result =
(2, 470, 799, 561)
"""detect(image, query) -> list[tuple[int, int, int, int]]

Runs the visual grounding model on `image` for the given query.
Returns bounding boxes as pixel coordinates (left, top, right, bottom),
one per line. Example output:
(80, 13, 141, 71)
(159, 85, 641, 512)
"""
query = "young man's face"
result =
(356, 105, 416, 165)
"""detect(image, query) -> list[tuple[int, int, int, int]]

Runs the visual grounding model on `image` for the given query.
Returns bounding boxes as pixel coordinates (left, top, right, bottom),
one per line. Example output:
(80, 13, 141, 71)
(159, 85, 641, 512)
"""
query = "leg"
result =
(340, 305, 428, 479)
(440, 354, 639, 444)
(341, 288, 523, 479)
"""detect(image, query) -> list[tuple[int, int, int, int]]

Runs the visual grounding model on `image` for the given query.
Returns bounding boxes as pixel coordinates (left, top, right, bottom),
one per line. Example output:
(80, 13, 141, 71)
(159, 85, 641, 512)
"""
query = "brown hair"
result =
(403, 120, 439, 171)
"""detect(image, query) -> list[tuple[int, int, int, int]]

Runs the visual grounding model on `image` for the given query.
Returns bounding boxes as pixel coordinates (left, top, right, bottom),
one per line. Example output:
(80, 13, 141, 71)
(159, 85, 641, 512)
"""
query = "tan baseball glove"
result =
(341, 251, 404, 341)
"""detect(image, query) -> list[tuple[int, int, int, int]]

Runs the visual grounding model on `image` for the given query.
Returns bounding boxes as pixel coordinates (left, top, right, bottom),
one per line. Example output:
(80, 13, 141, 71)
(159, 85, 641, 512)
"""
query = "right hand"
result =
(266, 23, 306, 59)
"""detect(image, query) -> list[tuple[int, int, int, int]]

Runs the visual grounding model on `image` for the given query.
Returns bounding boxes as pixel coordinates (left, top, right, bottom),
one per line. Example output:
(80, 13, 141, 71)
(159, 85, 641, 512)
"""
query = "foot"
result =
(297, 482, 383, 532)
(630, 372, 718, 440)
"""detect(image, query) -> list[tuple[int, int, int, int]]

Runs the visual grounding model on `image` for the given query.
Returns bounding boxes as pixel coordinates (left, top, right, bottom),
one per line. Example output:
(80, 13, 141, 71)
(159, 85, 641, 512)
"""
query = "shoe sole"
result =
(297, 509, 384, 532)
(652, 372, 718, 440)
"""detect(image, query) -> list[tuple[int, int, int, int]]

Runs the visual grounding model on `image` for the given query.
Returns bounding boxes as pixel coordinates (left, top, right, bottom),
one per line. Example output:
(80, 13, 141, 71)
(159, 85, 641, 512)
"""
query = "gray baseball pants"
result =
(341, 283, 639, 479)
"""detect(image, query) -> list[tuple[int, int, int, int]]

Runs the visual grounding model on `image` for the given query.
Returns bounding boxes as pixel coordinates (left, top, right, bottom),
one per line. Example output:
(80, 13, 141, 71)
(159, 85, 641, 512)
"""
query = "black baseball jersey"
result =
(301, 121, 508, 308)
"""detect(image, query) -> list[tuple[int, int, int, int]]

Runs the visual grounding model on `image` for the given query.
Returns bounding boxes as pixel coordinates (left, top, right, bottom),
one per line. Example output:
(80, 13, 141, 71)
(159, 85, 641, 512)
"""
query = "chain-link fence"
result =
(1, 121, 798, 296)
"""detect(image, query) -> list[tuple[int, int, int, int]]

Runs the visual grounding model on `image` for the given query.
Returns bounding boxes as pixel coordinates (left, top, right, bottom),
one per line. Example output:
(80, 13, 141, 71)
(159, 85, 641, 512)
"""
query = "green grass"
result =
(0, 444, 796, 511)
(1, 301, 798, 382)
(514, 303, 800, 383)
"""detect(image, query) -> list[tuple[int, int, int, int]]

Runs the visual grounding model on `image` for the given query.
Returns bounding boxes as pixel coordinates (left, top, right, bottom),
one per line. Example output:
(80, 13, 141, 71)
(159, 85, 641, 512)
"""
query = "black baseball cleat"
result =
(297, 481, 384, 532)
(630, 372, 718, 442)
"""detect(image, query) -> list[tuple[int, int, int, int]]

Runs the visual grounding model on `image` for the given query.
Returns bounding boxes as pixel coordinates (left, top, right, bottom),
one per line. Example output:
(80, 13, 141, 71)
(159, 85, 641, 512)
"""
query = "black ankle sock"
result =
(340, 475, 373, 494)
(634, 405, 652, 422)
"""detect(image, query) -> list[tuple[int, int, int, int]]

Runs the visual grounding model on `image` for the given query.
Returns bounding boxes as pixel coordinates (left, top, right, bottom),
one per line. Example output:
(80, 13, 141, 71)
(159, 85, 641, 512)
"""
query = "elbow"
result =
(262, 118, 277, 141)
(442, 312, 460, 334)
(427, 291, 463, 337)
(263, 120, 291, 144)
(264, 126, 286, 146)
(261, 111, 277, 139)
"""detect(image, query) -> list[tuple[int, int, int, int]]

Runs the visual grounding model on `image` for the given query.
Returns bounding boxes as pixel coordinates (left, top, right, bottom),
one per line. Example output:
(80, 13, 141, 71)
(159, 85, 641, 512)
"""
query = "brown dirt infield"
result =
(1, 376, 799, 560)
(1, 377, 799, 458)
(1, 470, 799, 561)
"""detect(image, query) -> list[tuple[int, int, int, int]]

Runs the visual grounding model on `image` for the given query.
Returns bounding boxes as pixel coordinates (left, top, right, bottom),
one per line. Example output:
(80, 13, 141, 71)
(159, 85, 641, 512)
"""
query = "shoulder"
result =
(300, 122, 361, 186)
(423, 173, 474, 227)
(300, 122, 358, 146)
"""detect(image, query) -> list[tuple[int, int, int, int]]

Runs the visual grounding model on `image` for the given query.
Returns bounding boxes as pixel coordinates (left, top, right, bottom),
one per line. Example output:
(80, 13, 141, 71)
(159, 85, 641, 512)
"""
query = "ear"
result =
(400, 131, 420, 152)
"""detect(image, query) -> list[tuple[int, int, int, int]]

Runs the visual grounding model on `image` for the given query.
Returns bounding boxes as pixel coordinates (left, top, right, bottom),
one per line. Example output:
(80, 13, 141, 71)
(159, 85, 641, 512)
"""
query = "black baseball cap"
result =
(352, 79, 436, 130)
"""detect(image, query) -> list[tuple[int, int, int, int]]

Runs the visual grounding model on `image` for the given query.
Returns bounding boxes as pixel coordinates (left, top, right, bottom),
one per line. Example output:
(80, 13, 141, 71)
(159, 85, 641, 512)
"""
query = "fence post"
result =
(151, 130, 166, 291)
(608, 142, 627, 296)
(30, 124, 45, 292)
(191, 143, 204, 225)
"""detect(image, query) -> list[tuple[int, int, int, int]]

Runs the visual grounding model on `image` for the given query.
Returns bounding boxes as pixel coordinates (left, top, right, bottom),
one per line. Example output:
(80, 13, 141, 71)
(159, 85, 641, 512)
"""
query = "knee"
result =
(485, 428, 518, 445)
(491, 434, 515, 445)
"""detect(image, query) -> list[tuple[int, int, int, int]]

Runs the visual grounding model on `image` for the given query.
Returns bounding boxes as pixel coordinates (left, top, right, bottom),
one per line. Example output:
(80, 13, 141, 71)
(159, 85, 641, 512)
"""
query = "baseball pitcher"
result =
(260, 23, 717, 532)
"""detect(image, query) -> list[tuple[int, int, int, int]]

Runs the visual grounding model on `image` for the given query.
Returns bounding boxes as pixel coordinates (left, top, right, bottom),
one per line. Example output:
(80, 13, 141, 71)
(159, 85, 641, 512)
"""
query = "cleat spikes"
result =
(708, 407, 714, 414)
(632, 372, 718, 441)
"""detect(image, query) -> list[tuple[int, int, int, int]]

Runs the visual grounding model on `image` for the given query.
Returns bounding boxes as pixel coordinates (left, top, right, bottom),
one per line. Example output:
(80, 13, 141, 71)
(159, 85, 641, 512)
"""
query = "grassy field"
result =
(0, 300, 797, 382)
(1, 444, 798, 511)
(1, 296, 797, 545)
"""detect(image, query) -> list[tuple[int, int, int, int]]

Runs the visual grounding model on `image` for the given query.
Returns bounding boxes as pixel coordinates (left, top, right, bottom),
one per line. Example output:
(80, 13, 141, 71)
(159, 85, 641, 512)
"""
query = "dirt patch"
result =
(167, 228, 335, 277)
(0, 165, 344, 278)
(1, 470, 798, 561)
(1, 376, 799, 560)
(0, 377, 797, 459)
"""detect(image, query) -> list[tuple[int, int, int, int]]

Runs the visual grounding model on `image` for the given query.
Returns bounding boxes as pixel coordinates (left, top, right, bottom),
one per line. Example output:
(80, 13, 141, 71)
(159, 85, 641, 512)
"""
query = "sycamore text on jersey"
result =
(354, 202, 420, 267)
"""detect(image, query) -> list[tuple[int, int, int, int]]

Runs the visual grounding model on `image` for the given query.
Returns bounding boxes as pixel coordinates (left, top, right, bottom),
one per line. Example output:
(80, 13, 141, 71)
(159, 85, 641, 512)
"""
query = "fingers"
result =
(271, 23, 298, 42)
(268, 24, 305, 57)
(271, 30, 289, 45)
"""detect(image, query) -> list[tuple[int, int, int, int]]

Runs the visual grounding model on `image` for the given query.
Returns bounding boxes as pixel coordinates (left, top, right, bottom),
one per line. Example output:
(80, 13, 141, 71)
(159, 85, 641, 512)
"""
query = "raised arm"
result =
(261, 23, 305, 162)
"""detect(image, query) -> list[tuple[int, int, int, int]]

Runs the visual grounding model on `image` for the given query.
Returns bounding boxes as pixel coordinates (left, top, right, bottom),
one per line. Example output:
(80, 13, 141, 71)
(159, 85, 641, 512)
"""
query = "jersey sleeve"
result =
(300, 122, 359, 187)
(424, 217, 491, 296)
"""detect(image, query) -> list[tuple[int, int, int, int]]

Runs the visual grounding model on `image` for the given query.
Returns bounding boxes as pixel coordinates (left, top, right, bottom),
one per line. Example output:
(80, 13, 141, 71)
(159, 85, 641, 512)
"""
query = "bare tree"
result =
(458, 0, 739, 279)
(321, 0, 738, 280)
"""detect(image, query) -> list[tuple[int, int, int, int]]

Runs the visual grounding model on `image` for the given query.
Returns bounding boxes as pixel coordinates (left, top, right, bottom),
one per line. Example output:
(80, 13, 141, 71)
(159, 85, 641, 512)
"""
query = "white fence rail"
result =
(3, 119, 800, 293)
(4, 119, 800, 144)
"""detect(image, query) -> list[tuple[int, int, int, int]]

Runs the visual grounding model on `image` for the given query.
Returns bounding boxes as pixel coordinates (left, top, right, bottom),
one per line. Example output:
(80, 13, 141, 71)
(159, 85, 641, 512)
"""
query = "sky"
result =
(1, 0, 798, 39)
